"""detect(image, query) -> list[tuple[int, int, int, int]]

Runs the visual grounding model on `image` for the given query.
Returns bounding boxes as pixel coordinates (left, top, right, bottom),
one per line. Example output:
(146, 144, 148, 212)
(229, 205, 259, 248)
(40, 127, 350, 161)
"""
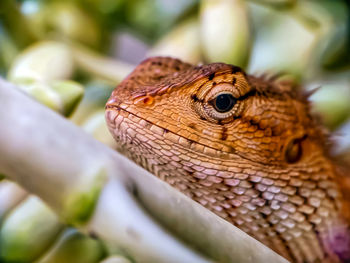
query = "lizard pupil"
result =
(213, 93, 236, 113)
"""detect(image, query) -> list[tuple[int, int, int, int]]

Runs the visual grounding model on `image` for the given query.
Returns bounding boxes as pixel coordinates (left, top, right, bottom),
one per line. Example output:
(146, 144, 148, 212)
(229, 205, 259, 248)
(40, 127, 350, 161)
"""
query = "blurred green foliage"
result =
(0, 0, 349, 262)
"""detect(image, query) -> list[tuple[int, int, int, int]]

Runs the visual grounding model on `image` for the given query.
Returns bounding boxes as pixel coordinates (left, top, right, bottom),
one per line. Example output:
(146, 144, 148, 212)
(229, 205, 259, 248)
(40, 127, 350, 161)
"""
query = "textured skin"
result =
(105, 57, 350, 262)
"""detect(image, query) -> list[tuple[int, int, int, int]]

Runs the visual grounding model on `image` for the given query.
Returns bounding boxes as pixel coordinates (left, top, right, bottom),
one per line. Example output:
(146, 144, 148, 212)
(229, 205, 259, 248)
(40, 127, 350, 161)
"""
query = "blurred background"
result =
(0, 0, 349, 262)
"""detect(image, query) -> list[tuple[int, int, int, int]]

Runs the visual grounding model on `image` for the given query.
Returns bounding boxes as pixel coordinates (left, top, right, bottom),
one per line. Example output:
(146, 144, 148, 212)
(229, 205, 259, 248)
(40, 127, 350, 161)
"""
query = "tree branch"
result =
(0, 78, 288, 263)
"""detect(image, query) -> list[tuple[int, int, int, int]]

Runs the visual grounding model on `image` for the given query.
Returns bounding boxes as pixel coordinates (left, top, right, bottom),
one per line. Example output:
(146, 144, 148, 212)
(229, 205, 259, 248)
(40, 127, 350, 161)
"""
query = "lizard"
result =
(105, 56, 350, 262)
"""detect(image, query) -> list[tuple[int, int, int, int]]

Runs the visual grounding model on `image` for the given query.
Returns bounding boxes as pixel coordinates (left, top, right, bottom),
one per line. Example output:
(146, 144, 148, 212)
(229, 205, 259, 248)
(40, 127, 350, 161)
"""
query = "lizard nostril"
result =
(133, 95, 154, 105)
(285, 138, 303, 163)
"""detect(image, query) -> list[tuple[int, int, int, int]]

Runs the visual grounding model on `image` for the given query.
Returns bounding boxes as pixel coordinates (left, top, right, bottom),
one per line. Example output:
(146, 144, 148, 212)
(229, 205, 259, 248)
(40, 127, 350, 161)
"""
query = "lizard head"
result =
(106, 56, 326, 167)
(106, 57, 350, 262)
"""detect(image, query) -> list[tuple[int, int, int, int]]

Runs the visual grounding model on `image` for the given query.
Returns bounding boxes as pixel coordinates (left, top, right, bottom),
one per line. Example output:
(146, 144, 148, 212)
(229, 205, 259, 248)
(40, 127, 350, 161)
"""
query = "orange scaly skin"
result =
(105, 57, 350, 262)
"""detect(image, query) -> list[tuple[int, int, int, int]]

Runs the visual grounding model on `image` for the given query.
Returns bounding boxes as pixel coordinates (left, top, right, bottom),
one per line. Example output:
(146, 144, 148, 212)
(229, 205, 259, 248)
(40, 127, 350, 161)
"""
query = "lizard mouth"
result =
(106, 104, 230, 155)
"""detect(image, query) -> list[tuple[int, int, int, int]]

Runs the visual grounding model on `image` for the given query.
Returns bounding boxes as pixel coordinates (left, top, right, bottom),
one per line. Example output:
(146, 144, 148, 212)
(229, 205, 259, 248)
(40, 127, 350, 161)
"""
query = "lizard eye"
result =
(193, 83, 244, 123)
(210, 93, 237, 113)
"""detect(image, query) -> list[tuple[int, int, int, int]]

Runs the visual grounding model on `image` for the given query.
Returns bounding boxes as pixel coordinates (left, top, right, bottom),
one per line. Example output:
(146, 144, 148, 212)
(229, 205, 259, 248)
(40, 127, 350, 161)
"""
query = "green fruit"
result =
(0, 196, 63, 263)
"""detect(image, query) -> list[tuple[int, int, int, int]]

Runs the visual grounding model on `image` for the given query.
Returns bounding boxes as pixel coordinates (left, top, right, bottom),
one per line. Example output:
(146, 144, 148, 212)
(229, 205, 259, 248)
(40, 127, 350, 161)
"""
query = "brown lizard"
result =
(105, 57, 350, 262)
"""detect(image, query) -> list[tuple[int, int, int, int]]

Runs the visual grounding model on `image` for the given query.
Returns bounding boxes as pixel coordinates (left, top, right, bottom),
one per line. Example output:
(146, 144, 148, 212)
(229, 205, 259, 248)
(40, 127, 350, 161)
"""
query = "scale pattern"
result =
(106, 57, 350, 262)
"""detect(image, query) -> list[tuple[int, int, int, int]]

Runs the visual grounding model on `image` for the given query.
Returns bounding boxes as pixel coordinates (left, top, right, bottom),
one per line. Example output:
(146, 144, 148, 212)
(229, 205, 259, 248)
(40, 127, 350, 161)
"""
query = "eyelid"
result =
(204, 83, 240, 102)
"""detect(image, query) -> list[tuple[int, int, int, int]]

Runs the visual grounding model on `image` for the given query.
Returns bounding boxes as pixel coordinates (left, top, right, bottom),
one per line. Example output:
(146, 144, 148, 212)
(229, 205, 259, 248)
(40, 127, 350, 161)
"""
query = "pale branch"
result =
(0, 78, 288, 263)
